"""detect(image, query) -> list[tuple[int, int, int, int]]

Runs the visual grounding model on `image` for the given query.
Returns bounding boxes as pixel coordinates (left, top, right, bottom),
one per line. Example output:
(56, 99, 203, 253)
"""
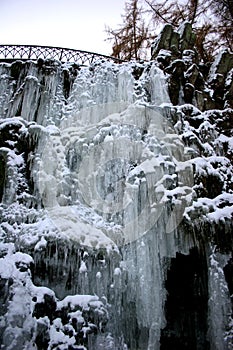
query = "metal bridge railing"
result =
(0, 44, 125, 65)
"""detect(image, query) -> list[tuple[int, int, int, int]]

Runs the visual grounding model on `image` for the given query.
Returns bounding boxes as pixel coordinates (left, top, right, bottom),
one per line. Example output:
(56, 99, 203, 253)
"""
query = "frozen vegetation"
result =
(0, 23, 232, 349)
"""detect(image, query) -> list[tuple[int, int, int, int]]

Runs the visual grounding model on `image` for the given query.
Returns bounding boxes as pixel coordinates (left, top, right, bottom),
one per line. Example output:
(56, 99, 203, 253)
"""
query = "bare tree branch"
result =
(105, 0, 233, 61)
(144, 0, 175, 25)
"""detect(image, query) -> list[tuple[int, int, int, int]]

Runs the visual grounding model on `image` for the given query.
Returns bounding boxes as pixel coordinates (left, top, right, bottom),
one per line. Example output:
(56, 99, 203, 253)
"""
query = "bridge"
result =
(0, 44, 124, 65)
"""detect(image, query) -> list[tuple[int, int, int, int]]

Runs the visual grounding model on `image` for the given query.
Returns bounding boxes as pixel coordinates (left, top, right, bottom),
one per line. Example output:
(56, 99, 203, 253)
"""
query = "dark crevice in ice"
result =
(0, 156, 5, 202)
(160, 248, 209, 350)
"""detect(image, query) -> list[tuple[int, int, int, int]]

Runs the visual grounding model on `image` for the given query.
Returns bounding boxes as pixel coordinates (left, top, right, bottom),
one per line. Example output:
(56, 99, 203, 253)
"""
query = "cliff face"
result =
(0, 24, 232, 350)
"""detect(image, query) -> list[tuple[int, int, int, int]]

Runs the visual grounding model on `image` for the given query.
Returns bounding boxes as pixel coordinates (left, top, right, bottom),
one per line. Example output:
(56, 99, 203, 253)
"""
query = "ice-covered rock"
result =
(0, 27, 232, 349)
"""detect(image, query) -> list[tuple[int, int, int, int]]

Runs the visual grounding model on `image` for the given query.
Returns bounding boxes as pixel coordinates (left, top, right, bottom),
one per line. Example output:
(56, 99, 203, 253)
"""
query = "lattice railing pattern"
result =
(0, 44, 124, 65)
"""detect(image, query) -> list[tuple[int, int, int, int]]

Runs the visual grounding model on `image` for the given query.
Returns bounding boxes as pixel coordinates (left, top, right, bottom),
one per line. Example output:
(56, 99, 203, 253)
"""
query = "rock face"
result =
(151, 22, 233, 110)
(0, 24, 232, 349)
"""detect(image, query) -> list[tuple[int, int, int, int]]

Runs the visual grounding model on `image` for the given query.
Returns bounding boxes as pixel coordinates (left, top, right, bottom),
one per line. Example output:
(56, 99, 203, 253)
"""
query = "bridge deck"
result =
(0, 44, 124, 65)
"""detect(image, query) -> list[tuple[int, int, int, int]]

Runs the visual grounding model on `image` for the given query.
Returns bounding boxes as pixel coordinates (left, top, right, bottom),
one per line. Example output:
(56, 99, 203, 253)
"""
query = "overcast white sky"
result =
(0, 0, 126, 55)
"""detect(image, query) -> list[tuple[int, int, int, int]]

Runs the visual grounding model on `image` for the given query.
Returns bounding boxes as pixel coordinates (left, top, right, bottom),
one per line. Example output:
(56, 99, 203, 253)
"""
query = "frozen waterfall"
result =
(0, 55, 232, 350)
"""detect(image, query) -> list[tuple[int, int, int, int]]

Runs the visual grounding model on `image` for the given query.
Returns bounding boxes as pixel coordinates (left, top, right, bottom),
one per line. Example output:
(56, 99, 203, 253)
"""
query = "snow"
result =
(0, 116, 27, 130)
(79, 260, 87, 273)
(207, 206, 233, 222)
(96, 271, 102, 279)
(34, 236, 47, 251)
(0, 55, 232, 349)
(0, 249, 33, 279)
(57, 294, 100, 310)
(114, 267, 121, 276)
(46, 206, 119, 253)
